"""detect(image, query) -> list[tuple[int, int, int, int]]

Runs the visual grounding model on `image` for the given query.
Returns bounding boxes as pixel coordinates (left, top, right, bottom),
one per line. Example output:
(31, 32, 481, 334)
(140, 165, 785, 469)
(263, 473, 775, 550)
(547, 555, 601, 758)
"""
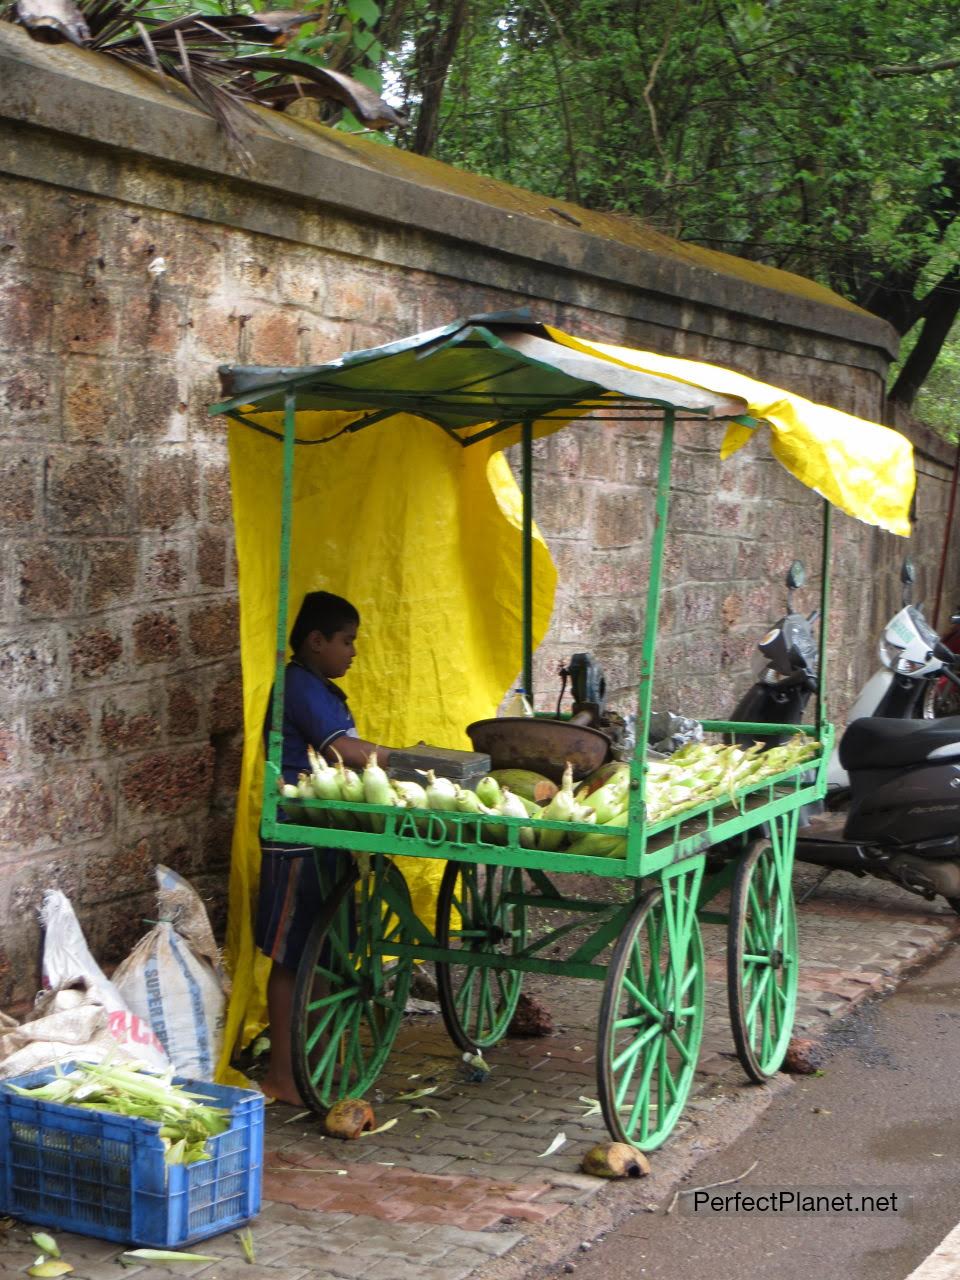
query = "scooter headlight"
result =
(879, 635, 926, 674)
(878, 635, 902, 670)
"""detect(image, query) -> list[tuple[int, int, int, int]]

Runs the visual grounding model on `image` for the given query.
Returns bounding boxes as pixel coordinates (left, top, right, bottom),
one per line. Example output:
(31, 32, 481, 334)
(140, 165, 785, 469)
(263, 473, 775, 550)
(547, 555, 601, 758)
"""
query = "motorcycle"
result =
(728, 559, 819, 748)
(728, 560, 960, 912)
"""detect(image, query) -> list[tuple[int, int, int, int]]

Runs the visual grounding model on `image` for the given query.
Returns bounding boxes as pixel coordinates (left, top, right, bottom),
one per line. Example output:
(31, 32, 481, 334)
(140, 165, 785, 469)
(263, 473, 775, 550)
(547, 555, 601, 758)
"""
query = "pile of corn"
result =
(8, 1061, 231, 1164)
(281, 736, 819, 859)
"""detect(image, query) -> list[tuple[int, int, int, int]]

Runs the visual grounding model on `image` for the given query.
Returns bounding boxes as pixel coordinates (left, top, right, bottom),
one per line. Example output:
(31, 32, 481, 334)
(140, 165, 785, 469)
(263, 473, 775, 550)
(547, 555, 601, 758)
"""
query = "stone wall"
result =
(1, 27, 957, 1010)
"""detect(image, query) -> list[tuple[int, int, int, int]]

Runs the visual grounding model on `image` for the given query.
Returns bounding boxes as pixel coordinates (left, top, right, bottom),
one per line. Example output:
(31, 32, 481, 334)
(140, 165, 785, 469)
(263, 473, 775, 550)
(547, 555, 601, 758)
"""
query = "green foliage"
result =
(898, 322, 960, 442)
(400, 0, 957, 281)
(378, 0, 960, 430)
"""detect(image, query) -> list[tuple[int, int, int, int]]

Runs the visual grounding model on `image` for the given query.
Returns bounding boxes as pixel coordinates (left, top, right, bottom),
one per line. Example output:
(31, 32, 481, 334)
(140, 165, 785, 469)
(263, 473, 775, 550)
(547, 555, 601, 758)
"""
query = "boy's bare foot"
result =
(259, 1075, 306, 1108)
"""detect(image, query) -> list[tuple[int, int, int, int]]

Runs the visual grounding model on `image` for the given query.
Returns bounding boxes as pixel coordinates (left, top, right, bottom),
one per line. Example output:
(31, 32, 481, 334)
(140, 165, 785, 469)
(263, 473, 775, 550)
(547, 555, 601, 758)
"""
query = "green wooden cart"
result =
(212, 315, 839, 1151)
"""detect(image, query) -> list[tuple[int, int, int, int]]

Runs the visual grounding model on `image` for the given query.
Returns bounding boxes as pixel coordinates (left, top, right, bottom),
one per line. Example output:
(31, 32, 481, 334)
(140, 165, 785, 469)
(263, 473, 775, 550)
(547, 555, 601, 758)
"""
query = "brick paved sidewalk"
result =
(4, 867, 958, 1280)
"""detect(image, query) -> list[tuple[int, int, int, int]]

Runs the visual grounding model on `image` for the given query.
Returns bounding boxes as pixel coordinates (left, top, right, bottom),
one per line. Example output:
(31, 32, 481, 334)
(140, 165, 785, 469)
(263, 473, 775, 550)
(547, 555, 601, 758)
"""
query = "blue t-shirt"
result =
(264, 660, 357, 784)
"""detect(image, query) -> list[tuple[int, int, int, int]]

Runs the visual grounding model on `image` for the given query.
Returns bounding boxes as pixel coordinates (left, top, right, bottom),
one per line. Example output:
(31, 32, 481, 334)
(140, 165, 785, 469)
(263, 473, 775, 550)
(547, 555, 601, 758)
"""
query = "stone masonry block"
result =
(16, 542, 80, 617)
(99, 689, 164, 753)
(669, 491, 763, 539)
(202, 462, 233, 525)
(0, 766, 112, 854)
(0, 453, 38, 529)
(28, 699, 93, 763)
(120, 365, 182, 442)
(670, 448, 725, 494)
(0, 355, 62, 441)
(84, 540, 139, 612)
(675, 533, 739, 584)
(0, 715, 21, 775)
(132, 610, 182, 663)
(0, 280, 54, 351)
(301, 316, 356, 365)
(196, 527, 227, 588)
(0, 632, 63, 699)
(120, 289, 182, 356)
(577, 422, 624, 482)
(531, 478, 593, 538)
(116, 823, 199, 882)
(81, 835, 155, 905)
(276, 249, 327, 307)
(210, 663, 243, 734)
(244, 308, 302, 366)
(135, 451, 199, 530)
(69, 625, 124, 683)
(62, 356, 119, 443)
(52, 284, 120, 354)
(17, 192, 102, 276)
(167, 679, 200, 737)
(211, 730, 243, 799)
(326, 275, 377, 323)
(143, 540, 187, 596)
(191, 301, 244, 362)
(593, 487, 645, 550)
(189, 598, 239, 658)
(47, 451, 128, 535)
(120, 744, 214, 818)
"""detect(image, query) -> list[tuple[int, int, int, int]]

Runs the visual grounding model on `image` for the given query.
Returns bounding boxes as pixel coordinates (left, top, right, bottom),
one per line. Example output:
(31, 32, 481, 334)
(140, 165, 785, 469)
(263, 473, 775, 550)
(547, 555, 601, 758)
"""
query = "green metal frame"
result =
(223, 371, 833, 1144)
(257, 394, 833, 879)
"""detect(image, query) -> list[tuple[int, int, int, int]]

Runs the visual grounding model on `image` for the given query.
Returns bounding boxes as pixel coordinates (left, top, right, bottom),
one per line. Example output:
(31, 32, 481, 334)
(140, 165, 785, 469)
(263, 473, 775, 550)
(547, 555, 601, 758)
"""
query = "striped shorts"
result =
(254, 841, 343, 970)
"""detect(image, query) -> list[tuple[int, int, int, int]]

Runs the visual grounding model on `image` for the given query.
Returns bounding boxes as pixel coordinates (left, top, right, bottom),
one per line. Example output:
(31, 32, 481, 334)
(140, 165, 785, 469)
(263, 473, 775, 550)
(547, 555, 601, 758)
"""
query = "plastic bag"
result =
(112, 867, 227, 1080)
(647, 710, 704, 755)
(40, 891, 170, 1072)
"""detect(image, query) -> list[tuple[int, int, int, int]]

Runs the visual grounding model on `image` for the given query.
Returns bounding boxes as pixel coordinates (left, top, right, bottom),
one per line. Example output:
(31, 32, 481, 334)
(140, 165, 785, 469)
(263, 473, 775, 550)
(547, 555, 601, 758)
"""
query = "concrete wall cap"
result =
(0, 24, 898, 361)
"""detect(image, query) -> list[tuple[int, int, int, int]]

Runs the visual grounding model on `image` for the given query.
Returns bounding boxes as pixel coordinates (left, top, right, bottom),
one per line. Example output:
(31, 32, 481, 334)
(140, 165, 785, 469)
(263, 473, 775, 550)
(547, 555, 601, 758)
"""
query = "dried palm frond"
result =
(3, 0, 406, 156)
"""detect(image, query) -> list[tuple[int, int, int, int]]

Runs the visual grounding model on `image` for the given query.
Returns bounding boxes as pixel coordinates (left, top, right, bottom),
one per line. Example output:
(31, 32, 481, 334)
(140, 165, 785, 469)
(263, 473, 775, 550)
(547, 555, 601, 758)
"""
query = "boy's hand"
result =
(327, 736, 391, 770)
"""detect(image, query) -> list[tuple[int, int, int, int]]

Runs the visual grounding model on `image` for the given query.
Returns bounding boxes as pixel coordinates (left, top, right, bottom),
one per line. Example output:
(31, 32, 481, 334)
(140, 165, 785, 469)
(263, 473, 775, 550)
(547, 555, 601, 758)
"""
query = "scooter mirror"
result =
(785, 560, 806, 591)
(900, 558, 916, 607)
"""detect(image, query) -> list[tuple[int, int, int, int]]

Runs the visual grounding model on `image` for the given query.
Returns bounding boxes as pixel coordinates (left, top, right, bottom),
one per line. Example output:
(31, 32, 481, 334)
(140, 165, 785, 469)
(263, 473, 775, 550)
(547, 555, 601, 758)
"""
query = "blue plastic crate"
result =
(0, 1063, 264, 1246)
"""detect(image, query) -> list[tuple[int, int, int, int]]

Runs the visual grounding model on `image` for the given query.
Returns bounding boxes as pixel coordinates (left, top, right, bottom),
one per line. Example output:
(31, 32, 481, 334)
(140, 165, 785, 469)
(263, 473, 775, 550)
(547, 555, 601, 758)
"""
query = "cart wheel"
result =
(597, 885, 705, 1151)
(435, 863, 527, 1052)
(728, 836, 799, 1083)
(292, 858, 414, 1111)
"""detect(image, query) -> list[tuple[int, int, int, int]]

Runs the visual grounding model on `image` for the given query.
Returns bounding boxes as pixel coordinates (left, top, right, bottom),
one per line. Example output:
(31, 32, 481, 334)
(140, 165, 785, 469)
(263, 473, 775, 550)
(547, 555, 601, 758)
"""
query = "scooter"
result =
(923, 608, 960, 719)
(826, 559, 947, 787)
(729, 561, 960, 912)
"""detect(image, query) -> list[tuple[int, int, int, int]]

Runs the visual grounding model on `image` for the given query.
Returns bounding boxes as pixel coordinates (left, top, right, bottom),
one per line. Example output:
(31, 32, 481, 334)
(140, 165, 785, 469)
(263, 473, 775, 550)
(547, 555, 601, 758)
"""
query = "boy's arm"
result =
(325, 735, 391, 770)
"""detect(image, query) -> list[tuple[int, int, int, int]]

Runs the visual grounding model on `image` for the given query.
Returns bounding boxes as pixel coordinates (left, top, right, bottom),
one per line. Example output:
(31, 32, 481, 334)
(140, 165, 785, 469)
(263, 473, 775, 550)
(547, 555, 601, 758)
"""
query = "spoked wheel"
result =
(435, 863, 527, 1051)
(292, 857, 414, 1110)
(597, 883, 705, 1151)
(728, 836, 799, 1083)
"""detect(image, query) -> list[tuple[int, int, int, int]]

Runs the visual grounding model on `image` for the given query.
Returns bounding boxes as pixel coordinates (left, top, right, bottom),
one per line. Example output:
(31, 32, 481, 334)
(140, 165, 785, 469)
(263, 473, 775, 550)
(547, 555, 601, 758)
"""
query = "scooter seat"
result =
(839, 716, 960, 771)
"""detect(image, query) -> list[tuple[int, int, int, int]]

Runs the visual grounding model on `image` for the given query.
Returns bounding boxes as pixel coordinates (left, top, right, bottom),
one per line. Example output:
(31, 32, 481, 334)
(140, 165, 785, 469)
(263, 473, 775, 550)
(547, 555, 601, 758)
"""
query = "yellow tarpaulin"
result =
(545, 326, 914, 537)
(218, 415, 557, 1082)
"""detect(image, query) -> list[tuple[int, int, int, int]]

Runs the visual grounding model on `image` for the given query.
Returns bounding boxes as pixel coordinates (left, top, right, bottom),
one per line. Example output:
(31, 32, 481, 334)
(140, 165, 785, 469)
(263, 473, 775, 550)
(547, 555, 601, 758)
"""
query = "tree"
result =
(384, 0, 960, 419)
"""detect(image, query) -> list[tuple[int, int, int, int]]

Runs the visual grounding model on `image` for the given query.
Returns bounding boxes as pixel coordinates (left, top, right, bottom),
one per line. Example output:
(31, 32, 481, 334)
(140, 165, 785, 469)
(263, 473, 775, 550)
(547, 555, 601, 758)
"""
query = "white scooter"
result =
(826, 559, 947, 789)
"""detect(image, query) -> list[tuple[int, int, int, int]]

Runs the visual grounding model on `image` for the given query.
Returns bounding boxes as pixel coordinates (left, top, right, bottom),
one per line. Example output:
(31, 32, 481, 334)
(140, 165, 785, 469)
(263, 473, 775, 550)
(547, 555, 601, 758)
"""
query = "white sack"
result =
(40, 890, 170, 1072)
(0, 981, 123, 1079)
(112, 867, 227, 1080)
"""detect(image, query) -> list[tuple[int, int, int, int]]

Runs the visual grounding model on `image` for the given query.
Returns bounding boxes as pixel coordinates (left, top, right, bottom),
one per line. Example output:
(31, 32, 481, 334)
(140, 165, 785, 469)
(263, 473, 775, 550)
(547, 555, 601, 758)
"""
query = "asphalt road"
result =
(546, 937, 960, 1280)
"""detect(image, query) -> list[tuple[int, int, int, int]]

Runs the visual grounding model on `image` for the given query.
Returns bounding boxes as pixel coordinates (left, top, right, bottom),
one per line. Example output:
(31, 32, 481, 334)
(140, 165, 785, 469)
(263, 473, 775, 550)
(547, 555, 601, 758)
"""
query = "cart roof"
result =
(212, 311, 915, 534)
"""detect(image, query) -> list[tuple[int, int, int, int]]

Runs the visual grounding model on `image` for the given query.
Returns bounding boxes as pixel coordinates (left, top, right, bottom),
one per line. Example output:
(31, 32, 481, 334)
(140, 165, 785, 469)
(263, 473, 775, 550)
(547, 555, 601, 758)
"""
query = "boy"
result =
(256, 590, 394, 1105)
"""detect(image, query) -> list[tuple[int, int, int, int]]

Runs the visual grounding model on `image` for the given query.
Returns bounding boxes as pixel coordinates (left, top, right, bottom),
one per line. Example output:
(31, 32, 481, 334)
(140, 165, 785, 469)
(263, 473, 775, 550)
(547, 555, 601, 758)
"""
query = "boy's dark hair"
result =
(289, 591, 359, 652)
